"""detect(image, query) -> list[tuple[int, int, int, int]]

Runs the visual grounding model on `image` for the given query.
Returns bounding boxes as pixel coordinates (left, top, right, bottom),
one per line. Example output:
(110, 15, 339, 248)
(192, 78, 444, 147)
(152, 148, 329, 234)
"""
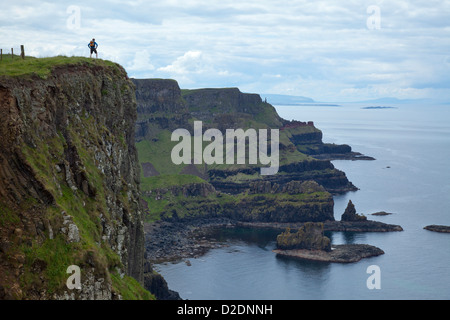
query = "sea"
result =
(154, 103, 450, 300)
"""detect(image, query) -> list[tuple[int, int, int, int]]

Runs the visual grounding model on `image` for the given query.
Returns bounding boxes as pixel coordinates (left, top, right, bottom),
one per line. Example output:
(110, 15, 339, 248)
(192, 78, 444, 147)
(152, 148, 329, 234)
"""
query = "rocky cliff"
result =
(133, 78, 358, 227)
(0, 58, 149, 299)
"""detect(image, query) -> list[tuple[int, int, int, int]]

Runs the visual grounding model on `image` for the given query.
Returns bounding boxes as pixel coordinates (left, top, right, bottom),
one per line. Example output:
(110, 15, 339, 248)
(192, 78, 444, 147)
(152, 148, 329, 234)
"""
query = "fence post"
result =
(11, 48, 13, 60)
(1, 49, 2, 61)
(21, 45, 25, 59)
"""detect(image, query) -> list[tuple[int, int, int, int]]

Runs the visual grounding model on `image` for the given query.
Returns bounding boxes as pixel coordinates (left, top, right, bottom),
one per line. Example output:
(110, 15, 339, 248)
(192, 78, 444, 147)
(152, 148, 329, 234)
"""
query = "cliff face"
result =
(0, 61, 147, 299)
(182, 87, 284, 128)
(132, 78, 357, 226)
(133, 79, 189, 142)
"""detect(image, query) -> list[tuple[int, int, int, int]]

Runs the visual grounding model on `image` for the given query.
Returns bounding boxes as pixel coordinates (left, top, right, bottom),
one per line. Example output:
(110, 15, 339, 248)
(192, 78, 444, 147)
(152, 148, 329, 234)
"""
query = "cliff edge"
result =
(0, 57, 150, 299)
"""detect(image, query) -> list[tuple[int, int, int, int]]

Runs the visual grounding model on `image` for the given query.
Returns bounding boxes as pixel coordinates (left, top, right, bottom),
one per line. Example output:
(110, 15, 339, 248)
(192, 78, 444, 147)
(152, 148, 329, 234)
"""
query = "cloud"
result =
(128, 50, 155, 76)
(1, 0, 450, 101)
(156, 50, 243, 87)
(158, 50, 203, 74)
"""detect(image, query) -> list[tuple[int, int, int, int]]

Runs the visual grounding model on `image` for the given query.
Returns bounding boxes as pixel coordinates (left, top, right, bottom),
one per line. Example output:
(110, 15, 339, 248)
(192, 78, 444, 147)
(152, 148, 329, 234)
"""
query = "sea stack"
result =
(276, 222, 331, 252)
(341, 200, 367, 222)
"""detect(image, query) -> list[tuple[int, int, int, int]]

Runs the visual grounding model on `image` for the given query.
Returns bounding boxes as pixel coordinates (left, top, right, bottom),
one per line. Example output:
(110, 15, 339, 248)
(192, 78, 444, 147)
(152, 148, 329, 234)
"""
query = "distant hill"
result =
(262, 93, 315, 105)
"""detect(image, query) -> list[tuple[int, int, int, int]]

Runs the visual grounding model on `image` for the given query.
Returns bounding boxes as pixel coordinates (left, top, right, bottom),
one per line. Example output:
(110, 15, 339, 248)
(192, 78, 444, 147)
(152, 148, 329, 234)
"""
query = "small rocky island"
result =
(424, 225, 450, 233)
(273, 222, 384, 263)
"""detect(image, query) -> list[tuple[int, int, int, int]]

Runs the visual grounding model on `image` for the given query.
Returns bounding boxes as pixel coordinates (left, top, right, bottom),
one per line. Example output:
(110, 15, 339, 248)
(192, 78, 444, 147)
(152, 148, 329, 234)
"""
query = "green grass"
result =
(253, 102, 284, 128)
(221, 172, 261, 183)
(111, 273, 155, 300)
(142, 191, 236, 222)
(141, 174, 205, 191)
(21, 235, 82, 294)
(0, 201, 21, 228)
(0, 55, 120, 79)
(137, 130, 184, 176)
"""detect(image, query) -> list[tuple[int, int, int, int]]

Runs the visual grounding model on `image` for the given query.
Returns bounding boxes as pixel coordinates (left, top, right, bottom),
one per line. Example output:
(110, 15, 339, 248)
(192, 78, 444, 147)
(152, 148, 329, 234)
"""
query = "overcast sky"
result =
(2, 0, 450, 102)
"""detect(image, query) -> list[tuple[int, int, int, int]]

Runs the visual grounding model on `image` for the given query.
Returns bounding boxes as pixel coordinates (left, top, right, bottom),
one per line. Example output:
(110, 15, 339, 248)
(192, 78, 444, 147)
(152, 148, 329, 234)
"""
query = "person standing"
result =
(88, 38, 98, 58)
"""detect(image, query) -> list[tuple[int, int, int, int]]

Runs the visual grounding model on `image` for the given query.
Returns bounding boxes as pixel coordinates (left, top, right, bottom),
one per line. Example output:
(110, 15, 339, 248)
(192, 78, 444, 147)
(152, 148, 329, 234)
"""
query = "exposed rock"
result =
(132, 78, 190, 142)
(0, 61, 145, 299)
(273, 244, 384, 263)
(182, 87, 284, 128)
(144, 218, 233, 263)
(371, 211, 393, 216)
(60, 212, 80, 244)
(341, 200, 367, 222)
(324, 220, 403, 232)
(209, 160, 357, 195)
(249, 180, 326, 195)
(143, 262, 181, 300)
(424, 225, 450, 233)
(141, 162, 160, 177)
(276, 222, 331, 252)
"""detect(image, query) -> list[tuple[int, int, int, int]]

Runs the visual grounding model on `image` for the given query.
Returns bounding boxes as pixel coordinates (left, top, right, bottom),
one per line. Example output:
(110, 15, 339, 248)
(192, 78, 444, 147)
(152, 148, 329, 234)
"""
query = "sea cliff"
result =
(0, 57, 149, 299)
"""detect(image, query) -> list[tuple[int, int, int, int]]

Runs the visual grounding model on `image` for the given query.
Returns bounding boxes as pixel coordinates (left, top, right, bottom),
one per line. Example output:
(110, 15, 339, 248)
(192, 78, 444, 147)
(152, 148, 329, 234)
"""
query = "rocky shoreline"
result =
(312, 151, 376, 161)
(144, 218, 235, 263)
(273, 244, 384, 263)
(144, 217, 402, 263)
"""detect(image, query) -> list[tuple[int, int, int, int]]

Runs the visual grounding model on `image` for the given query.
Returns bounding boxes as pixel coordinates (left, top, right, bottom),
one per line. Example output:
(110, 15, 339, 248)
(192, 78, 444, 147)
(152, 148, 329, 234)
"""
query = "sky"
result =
(1, 0, 450, 102)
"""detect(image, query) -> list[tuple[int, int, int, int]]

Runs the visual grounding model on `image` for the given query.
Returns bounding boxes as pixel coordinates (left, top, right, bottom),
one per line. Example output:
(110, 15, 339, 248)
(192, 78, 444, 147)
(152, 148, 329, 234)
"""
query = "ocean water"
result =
(154, 103, 450, 300)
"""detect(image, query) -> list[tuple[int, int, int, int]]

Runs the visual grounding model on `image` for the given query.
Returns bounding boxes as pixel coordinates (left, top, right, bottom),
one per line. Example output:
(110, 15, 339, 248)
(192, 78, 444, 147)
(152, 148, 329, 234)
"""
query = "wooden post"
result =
(1, 49, 2, 61)
(11, 48, 13, 60)
(21, 45, 25, 59)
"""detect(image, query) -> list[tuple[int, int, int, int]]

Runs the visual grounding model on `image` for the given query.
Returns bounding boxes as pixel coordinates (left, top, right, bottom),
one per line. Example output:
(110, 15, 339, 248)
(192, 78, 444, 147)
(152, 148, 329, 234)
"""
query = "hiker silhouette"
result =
(88, 38, 98, 58)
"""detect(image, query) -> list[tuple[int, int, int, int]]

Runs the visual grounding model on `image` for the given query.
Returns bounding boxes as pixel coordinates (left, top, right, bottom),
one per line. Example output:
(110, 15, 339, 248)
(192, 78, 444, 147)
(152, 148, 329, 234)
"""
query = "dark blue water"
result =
(154, 103, 450, 300)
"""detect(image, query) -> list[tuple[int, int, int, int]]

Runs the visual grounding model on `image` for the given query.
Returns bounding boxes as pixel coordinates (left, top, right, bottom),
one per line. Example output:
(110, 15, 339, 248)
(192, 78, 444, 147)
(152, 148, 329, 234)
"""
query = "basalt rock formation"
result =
(274, 223, 385, 263)
(276, 222, 331, 251)
(341, 200, 367, 222)
(0, 58, 148, 299)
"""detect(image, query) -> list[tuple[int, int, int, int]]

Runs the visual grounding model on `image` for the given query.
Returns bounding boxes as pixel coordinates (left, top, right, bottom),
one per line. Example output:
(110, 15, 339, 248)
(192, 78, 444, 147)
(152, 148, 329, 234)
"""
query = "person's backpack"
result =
(90, 41, 95, 48)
